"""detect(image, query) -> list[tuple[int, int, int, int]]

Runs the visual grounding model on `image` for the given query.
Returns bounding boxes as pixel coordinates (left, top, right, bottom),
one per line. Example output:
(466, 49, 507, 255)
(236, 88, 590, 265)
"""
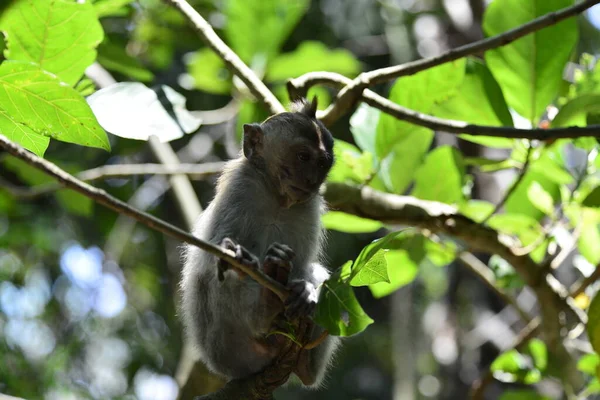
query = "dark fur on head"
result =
(242, 97, 334, 208)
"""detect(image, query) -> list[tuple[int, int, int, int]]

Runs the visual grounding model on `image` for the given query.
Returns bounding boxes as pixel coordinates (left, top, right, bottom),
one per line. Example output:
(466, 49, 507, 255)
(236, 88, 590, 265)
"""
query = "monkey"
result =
(180, 98, 340, 388)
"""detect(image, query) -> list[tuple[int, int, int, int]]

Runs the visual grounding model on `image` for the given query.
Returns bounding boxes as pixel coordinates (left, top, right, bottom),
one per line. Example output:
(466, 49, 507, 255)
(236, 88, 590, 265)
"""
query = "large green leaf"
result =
(224, 0, 309, 64)
(327, 140, 374, 184)
(505, 170, 560, 220)
(0, 0, 104, 86)
(0, 106, 49, 156)
(376, 59, 466, 157)
(0, 61, 109, 150)
(412, 146, 466, 204)
(433, 59, 514, 149)
(267, 41, 360, 81)
(314, 262, 374, 337)
(483, 0, 578, 123)
(587, 292, 600, 358)
(350, 103, 379, 155)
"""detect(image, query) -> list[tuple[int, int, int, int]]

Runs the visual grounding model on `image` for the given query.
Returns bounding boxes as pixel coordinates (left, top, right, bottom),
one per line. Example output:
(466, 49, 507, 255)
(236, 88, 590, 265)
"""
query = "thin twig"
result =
(163, 0, 285, 115)
(458, 252, 532, 324)
(0, 134, 289, 302)
(481, 142, 533, 225)
(290, 72, 600, 137)
(0, 162, 226, 198)
(570, 264, 600, 298)
(315, 0, 600, 125)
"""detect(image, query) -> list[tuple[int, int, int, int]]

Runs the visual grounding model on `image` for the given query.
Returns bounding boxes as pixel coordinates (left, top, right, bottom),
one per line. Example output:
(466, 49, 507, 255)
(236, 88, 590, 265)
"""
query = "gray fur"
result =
(181, 113, 340, 386)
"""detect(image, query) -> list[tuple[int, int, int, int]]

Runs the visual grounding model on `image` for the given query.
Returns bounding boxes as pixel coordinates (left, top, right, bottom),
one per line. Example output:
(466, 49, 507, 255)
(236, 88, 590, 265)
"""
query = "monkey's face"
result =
(244, 106, 335, 208)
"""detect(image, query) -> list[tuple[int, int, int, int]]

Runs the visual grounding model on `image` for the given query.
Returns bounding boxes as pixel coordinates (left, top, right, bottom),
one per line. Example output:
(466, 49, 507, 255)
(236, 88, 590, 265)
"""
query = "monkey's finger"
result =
(220, 237, 236, 250)
(266, 247, 290, 263)
(267, 243, 295, 261)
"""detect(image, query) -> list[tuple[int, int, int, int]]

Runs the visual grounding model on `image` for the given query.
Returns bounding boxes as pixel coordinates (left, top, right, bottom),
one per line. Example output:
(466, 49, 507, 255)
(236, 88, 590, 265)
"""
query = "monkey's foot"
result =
(218, 237, 259, 281)
(263, 243, 295, 285)
(285, 280, 318, 320)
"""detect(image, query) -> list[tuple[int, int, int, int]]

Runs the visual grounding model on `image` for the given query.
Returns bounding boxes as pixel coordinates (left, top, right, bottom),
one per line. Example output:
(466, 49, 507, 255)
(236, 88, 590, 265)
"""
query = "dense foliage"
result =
(2, 0, 600, 399)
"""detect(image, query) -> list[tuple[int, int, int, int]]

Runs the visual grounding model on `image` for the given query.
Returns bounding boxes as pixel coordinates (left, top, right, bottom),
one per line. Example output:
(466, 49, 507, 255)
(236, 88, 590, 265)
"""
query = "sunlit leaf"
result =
(499, 391, 551, 400)
(321, 211, 383, 234)
(483, 0, 578, 123)
(587, 292, 600, 357)
(350, 104, 379, 155)
(314, 262, 374, 336)
(267, 41, 360, 81)
(0, 61, 109, 150)
(328, 140, 374, 184)
(186, 48, 232, 94)
(0, 0, 104, 86)
(0, 106, 49, 156)
(94, 0, 136, 18)
(527, 181, 555, 216)
(459, 200, 495, 223)
(412, 146, 466, 204)
(553, 94, 600, 128)
(87, 82, 200, 142)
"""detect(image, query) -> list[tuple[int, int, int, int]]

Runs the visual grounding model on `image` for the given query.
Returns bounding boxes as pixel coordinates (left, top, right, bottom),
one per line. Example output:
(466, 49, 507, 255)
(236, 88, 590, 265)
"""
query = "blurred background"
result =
(1, 0, 600, 399)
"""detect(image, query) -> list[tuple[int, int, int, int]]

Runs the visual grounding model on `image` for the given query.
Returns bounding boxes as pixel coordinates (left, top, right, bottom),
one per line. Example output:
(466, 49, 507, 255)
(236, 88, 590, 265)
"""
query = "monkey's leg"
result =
(294, 326, 339, 387)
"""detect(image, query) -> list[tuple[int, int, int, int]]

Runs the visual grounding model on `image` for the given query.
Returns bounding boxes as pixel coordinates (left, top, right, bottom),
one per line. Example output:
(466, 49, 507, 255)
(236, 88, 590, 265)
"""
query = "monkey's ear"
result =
(243, 123, 264, 159)
(308, 96, 318, 118)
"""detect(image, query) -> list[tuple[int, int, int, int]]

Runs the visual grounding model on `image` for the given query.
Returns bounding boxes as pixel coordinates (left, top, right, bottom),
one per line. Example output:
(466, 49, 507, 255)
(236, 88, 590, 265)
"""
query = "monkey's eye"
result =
(297, 152, 310, 162)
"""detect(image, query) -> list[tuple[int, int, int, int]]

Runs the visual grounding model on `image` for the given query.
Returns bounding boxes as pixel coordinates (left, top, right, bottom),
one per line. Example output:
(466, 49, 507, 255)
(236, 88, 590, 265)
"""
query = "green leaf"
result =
(552, 94, 600, 128)
(379, 131, 434, 194)
(314, 263, 374, 336)
(577, 353, 600, 376)
(327, 140, 374, 184)
(0, 106, 49, 156)
(459, 200, 495, 223)
(97, 38, 154, 82)
(579, 221, 600, 265)
(491, 341, 546, 385)
(94, 0, 136, 18)
(87, 82, 200, 142)
(350, 104, 379, 155)
(224, 0, 309, 63)
(527, 181, 555, 216)
(527, 339, 547, 371)
(583, 187, 600, 208)
(433, 59, 514, 149)
(483, 0, 578, 123)
(0, 0, 104, 86)
(464, 157, 518, 172)
(267, 41, 360, 81)
(321, 211, 383, 234)
(186, 48, 233, 94)
(376, 59, 466, 157)
(0, 61, 109, 150)
(499, 391, 550, 400)
(488, 214, 546, 262)
(505, 170, 560, 220)
(368, 233, 425, 298)
(412, 146, 466, 204)
(587, 292, 600, 357)
(489, 255, 524, 289)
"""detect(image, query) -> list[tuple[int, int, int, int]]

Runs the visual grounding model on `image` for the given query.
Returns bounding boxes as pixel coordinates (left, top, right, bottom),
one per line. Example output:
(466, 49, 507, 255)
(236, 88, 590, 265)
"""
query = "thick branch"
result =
(163, 0, 285, 115)
(289, 72, 600, 138)
(0, 134, 289, 302)
(316, 0, 600, 125)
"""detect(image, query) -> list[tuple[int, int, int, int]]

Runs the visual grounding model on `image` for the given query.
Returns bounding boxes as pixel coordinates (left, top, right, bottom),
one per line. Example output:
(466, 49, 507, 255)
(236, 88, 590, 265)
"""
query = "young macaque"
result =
(180, 98, 339, 387)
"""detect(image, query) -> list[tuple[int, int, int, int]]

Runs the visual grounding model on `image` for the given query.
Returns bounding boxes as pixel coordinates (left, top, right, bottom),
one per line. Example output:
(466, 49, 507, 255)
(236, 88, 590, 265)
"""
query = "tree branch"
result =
(0, 162, 225, 198)
(288, 71, 600, 138)
(0, 134, 289, 302)
(315, 0, 600, 125)
(162, 0, 285, 115)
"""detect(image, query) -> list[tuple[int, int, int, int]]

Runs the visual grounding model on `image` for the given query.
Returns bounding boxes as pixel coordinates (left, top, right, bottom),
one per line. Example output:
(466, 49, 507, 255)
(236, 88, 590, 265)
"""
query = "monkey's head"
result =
(243, 98, 334, 208)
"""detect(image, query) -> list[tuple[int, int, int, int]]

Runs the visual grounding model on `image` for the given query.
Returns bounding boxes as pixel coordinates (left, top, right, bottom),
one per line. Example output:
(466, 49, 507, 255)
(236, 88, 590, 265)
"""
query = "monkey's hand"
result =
(284, 280, 318, 320)
(218, 237, 259, 281)
(262, 243, 295, 309)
